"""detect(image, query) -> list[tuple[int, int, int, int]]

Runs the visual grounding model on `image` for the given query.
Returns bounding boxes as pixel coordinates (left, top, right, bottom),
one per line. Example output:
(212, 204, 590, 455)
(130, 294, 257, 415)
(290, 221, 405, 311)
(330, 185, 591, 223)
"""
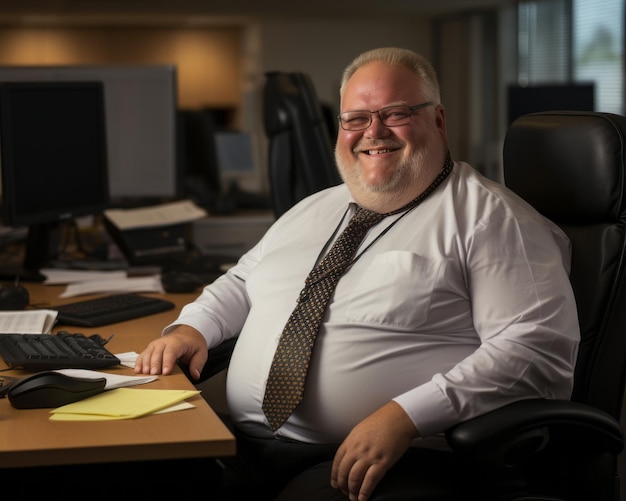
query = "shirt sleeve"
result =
(394, 212, 580, 437)
(161, 239, 264, 349)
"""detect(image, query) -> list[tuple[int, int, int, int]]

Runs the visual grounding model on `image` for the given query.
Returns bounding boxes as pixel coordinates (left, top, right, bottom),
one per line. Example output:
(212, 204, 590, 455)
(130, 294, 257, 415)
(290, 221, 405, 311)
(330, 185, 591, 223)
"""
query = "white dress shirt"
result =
(165, 161, 580, 446)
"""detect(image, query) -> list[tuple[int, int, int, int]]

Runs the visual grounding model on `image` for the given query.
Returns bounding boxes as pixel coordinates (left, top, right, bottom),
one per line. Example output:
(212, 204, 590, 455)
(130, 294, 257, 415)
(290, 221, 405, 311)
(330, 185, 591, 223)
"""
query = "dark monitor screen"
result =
(507, 83, 595, 125)
(0, 65, 179, 206)
(0, 81, 109, 274)
(215, 131, 256, 180)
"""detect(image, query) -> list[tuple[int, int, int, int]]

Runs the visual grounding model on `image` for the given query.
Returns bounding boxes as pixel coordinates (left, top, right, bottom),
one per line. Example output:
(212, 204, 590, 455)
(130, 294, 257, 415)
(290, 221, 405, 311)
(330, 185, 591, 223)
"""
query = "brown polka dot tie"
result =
(262, 206, 385, 431)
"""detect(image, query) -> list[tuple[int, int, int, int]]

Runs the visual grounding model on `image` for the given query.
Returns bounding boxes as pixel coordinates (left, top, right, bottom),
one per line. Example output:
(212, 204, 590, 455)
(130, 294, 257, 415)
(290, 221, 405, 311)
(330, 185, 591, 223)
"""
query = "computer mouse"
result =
(161, 271, 204, 293)
(6, 371, 106, 409)
(0, 283, 29, 310)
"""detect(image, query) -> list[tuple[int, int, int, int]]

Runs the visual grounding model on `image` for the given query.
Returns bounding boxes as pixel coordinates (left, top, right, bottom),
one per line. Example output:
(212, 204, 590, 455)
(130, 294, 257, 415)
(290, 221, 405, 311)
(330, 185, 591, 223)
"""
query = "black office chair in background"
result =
(262, 71, 342, 218)
(444, 111, 626, 501)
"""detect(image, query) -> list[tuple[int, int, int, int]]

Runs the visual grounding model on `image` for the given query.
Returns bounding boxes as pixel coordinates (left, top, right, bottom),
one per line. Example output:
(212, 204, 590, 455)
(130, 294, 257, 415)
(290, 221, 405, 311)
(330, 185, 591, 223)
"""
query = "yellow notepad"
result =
(49, 388, 200, 421)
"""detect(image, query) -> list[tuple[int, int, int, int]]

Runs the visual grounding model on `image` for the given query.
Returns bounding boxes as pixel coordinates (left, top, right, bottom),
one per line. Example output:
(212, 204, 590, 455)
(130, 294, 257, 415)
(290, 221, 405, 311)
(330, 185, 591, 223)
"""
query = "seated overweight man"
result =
(135, 47, 579, 501)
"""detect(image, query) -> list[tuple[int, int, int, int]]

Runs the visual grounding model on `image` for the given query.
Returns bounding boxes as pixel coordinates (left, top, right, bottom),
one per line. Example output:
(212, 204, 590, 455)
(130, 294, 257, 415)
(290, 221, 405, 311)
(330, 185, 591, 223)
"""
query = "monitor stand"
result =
(0, 223, 55, 283)
(0, 265, 46, 282)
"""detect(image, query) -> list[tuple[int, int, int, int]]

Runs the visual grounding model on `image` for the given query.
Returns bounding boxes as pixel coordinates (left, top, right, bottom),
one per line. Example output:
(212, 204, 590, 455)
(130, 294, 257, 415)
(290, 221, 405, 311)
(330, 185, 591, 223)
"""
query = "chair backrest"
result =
(503, 111, 626, 421)
(263, 71, 341, 217)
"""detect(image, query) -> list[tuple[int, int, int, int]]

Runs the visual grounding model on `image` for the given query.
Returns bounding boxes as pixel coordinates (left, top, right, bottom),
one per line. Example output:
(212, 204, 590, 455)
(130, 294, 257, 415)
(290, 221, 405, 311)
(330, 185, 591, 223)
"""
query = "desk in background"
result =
(192, 211, 274, 257)
(0, 284, 235, 469)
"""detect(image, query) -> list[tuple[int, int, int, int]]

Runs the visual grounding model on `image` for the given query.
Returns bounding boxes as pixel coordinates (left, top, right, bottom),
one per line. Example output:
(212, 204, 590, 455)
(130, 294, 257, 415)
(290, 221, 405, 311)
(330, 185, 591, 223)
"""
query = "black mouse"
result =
(0, 283, 29, 310)
(161, 271, 204, 293)
(5, 371, 106, 409)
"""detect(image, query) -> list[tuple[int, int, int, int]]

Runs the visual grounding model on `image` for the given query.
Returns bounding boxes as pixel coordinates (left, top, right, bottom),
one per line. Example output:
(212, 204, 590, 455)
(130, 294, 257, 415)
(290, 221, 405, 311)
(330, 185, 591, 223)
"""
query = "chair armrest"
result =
(445, 399, 624, 466)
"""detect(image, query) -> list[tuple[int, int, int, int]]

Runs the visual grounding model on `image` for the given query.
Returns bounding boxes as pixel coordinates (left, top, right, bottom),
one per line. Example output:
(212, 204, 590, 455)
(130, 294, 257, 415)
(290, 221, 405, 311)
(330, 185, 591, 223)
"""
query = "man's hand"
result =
(330, 401, 418, 501)
(134, 325, 208, 379)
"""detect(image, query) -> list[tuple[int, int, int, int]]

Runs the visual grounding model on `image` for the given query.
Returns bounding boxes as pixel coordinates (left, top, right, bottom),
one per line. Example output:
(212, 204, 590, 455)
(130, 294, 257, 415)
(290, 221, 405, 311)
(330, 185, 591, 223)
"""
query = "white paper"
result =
(115, 351, 140, 368)
(0, 310, 58, 334)
(54, 368, 157, 389)
(104, 199, 208, 231)
(153, 402, 195, 413)
(60, 276, 164, 298)
(41, 269, 128, 285)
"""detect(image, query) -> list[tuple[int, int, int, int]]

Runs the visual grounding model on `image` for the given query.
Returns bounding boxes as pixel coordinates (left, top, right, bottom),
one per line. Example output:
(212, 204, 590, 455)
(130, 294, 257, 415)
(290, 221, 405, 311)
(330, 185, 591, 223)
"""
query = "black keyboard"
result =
(51, 293, 175, 327)
(0, 331, 120, 371)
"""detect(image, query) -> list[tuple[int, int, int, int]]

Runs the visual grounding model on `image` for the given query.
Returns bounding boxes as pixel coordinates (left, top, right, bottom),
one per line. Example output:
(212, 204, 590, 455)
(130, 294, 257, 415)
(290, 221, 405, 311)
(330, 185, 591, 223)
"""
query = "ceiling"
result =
(0, 0, 512, 19)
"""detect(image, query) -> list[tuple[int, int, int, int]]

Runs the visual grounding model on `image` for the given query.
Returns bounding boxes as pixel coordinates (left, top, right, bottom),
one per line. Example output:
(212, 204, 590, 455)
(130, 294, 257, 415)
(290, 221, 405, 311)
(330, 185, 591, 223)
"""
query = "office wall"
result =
(0, 25, 245, 109)
(257, 17, 433, 107)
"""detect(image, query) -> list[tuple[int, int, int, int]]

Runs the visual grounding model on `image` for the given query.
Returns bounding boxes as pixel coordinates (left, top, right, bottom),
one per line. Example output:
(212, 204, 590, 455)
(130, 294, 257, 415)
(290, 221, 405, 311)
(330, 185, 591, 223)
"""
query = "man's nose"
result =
(364, 112, 391, 137)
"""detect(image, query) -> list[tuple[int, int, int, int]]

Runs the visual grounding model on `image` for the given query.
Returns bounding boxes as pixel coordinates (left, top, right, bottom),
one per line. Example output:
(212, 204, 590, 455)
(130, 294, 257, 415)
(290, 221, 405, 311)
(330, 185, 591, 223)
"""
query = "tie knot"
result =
(353, 206, 385, 228)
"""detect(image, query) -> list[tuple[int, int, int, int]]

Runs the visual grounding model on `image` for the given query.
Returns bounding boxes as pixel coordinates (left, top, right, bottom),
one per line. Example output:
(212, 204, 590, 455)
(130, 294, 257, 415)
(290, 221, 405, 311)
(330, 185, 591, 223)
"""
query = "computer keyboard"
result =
(51, 293, 175, 327)
(0, 331, 120, 371)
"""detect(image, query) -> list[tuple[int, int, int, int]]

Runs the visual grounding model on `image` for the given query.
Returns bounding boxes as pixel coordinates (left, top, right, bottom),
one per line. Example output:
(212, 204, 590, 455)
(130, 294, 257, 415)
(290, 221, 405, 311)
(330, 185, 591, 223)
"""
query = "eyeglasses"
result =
(337, 102, 434, 131)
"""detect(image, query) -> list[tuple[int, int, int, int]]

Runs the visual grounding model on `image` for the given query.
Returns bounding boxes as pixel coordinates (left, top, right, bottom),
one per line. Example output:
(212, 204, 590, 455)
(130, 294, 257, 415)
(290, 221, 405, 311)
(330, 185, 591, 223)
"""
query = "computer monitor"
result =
(507, 83, 595, 125)
(0, 65, 180, 206)
(215, 131, 256, 186)
(177, 108, 223, 210)
(0, 81, 109, 278)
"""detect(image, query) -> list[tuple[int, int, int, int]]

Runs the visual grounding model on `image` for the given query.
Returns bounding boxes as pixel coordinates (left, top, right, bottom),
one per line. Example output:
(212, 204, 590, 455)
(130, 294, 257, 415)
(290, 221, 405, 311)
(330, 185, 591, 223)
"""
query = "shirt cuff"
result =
(162, 312, 225, 349)
(393, 380, 459, 438)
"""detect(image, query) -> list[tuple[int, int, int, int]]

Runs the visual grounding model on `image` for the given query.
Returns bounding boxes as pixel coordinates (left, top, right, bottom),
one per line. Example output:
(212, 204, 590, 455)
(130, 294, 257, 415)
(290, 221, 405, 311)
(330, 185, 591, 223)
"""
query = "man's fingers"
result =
(187, 349, 208, 379)
(332, 457, 387, 501)
(346, 459, 369, 500)
(134, 344, 160, 374)
(330, 446, 347, 488)
(356, 463, 387, 501)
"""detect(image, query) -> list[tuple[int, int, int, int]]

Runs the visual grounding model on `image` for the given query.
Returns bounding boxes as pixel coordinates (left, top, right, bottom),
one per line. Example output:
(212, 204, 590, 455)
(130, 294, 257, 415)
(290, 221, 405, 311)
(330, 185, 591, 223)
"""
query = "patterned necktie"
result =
(262, 155, 454, 431)
(262, 206, 385, 431)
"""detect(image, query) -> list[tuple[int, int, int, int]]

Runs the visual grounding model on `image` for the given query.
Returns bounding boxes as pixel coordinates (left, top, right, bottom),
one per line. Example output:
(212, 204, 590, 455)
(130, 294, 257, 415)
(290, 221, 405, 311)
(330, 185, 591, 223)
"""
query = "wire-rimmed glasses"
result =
(338, 102, 434, 131)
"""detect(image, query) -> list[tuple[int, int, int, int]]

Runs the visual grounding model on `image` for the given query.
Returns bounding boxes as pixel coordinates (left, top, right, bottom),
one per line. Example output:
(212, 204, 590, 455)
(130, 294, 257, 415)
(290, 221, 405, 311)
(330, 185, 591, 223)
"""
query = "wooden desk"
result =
(0, 284, 236, 469)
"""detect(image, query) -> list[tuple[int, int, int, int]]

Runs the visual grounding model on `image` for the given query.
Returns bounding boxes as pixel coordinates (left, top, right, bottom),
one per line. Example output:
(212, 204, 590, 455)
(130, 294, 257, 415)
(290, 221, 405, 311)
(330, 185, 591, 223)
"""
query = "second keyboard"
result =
(51, 293, 175, 327)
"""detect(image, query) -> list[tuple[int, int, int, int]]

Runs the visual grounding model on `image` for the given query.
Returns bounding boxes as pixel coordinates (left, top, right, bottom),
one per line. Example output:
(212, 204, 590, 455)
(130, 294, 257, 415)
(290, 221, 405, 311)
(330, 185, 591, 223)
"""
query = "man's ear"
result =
(435, 104, 447, 134)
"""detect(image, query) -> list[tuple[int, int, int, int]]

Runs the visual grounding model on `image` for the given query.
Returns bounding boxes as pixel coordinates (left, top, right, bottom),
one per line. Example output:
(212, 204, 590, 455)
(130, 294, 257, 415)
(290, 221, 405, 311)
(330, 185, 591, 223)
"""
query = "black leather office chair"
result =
(262, 71, 342, 218)
(445, 111, 626, 501)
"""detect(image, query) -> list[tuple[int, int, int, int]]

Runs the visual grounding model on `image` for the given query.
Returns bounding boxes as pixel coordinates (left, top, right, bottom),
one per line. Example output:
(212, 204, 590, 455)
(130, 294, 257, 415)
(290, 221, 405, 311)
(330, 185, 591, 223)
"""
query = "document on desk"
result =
(104, 199, 208, 231)
(0, 310, 58, 334)
(58, 275, 164, 298)
(54, 368, 158, 389)
(49, 388, 200, 421)
(42, 269, 128, 285)
(38, 268, 164, 298)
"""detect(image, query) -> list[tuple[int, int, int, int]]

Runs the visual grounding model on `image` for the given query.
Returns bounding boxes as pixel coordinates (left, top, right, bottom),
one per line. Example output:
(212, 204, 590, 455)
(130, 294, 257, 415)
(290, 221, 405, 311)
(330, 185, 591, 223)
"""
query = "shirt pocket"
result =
(345, 251, 441, 329)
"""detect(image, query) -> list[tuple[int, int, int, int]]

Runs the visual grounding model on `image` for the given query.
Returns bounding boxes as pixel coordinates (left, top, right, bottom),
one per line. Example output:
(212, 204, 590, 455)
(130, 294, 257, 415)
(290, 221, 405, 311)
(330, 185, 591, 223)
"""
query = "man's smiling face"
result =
(335, 60, 447, 212)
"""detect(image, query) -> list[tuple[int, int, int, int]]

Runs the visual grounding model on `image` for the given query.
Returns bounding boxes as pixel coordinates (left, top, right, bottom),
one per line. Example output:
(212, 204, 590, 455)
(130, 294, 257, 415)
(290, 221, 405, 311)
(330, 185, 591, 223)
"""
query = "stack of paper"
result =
(49, 388, 200, 421)
(41, 269, 164, 298)
(0, 310, 58, 334)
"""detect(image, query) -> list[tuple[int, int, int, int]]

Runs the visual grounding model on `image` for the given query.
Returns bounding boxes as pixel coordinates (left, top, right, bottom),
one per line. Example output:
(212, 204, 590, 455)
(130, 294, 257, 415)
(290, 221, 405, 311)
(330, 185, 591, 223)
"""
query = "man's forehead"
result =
(341, 65, 426, 110)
